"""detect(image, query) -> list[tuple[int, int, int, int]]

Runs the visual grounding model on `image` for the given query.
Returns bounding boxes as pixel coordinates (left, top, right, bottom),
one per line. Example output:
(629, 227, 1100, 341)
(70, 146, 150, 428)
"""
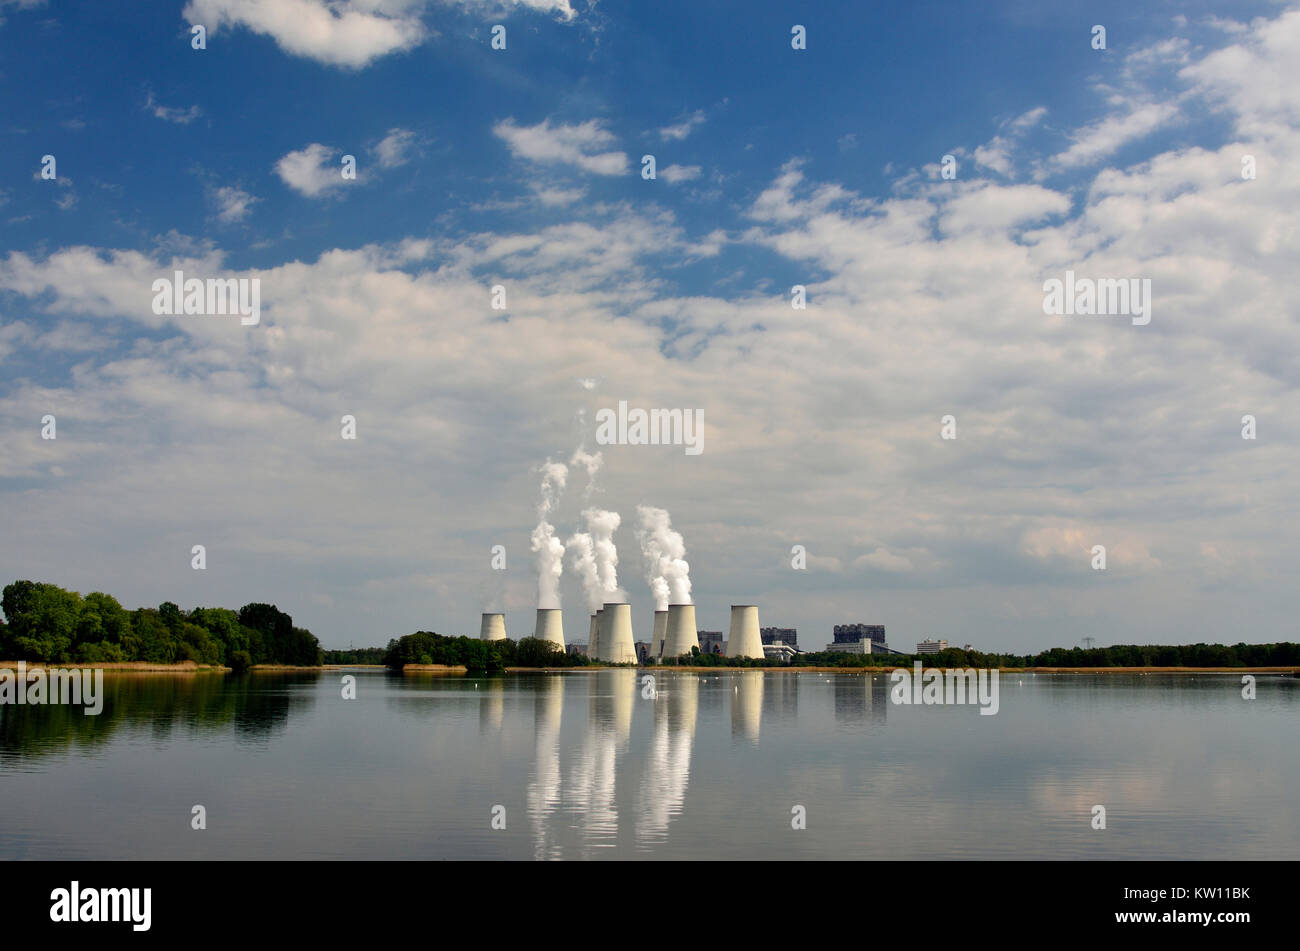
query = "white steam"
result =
(531, 459, 569, 609)
(635, 505, 692, 610)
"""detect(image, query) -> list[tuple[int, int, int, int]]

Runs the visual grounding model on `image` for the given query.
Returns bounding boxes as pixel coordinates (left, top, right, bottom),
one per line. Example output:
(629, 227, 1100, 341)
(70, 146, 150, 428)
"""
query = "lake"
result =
(1, 668, 1295, 859)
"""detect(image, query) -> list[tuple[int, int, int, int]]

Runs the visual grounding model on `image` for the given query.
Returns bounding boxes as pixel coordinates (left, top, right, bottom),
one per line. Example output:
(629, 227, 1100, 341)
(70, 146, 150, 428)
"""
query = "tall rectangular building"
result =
(834, 623, 886, 645)
(760, 627, 797, 647)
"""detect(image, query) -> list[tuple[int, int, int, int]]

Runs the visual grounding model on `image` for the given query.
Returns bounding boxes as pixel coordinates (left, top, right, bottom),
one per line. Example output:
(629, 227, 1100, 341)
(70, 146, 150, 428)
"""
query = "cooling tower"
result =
(662, 603, 699, 660)
(600, 602, 639, 665)
(725, 605, 764, 659)
(535, 608, 565, 648)
(589, 610, 603, 661)
(480, 612, 507, 641)
(652, 610, 668, 658)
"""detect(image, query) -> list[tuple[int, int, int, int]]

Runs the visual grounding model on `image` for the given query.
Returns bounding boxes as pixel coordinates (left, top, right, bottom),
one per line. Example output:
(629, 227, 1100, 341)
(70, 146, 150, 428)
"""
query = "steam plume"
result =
(635, 505, 692, 610)
(531, 459, 569, 609)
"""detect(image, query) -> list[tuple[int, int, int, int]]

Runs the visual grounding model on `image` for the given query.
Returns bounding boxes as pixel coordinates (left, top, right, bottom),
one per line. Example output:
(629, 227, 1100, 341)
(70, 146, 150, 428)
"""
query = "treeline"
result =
(656, 642, 1300, 668)
(322, 647, 388, 665)
(0, 580, 322, 667)
(383, 631, 591, 672)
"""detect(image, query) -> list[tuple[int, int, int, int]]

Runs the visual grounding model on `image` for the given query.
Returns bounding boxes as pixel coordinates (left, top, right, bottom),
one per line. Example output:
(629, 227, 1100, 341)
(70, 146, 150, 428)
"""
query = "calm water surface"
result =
(1, 669, 1295, 859)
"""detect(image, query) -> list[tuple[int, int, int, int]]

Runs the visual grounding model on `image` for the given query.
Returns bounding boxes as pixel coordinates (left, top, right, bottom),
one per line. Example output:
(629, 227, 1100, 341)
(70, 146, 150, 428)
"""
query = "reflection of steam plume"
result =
(531, 461, 568, 608)
(637, 673, 699, 844)
(527, 676, 564, 860)
(635, 505, 691, 610)
(570, 669, 636, 851)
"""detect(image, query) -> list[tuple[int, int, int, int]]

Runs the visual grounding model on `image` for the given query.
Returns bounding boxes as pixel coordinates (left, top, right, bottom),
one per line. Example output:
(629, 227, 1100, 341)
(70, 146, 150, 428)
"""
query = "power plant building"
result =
(834, 624, 886, 646)
(761, 627, 797, 648)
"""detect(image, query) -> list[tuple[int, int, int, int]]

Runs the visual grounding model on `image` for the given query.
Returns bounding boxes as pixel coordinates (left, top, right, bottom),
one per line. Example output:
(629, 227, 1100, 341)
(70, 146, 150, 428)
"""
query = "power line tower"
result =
(1082, 637, 1096, 649)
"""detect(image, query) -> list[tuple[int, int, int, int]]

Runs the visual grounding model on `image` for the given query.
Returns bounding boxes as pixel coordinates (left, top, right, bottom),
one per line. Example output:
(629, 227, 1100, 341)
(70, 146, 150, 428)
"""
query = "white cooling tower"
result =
(480, 612, 506, 641)
(725, 605, 764, 659)
(590, 609, 603, 661)
(652, 610, 668, 659)
(600, 602, 639, 665)
(662, 603, 698, 660)
(535, 608, 565, 648)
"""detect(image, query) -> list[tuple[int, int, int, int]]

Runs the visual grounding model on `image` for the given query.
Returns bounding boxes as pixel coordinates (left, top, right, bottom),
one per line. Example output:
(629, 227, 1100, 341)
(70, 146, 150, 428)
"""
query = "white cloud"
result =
(658, 110, 706, 141)
(659, 164, 701, 184)
(1047, 101, 1180, 171)
(493, 117, 628, 176)
(3, 9, 1299, 652)
(182, 0, 427, 68)
(145, 92, 202, 125)
(275, 143, 347, 197)
(372, 127, 417, 169)
(446, 0, 576, 18)
(853, 548, 915, 573)
(212, 185, 258, 223)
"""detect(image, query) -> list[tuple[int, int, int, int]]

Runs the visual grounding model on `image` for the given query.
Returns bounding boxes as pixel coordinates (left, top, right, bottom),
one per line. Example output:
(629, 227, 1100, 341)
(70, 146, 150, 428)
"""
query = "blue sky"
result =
(1, 0, 1298, 651)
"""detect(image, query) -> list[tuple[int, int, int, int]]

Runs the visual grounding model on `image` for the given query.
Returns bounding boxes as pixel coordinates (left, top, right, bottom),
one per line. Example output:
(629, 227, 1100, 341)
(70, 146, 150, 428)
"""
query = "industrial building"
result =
(760, 627, 797, 648)
(697, 631, 723, 654)
(834, 623, 886, 646)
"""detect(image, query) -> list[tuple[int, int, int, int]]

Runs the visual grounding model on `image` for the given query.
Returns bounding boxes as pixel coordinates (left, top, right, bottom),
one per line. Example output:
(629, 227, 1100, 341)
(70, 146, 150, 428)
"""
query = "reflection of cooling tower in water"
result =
(652, 610, 668, 658)
(730, 669, 764, 741)
(589, 610, 603, 661)
(637, 672, 700, 843)
(832, 673, 890, 724)
(527, 675, 565, 860)
(479, 678, 505, 732)
(764, 670, 800, 721)
(594, 668, 637, 746)
(534, 608, 565, 648)
(571, 668, 637, 849)
(726, 605, 764, 659)
(599, 602, 638, 664)
(480, 613, 506, 641)
(662, 603, 698, 659)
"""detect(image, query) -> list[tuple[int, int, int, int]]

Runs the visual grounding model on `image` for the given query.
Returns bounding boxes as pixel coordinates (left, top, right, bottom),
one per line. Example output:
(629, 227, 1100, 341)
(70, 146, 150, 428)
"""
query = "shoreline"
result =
(3, 660, 1295, 676)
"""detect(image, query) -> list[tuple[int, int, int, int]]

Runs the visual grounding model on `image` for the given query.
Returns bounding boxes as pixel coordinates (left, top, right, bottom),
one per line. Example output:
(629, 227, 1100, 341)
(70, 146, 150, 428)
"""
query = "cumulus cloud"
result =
(659, 164, 701, 184)
(372, 127, 417, 168)
(658, 110, 706, 141)
(3, 9, 1299, 652)
(212, 185, 258, 223)
(182, 0, 427, 68)
(493, 117, 628, 175)
(275, 143, 347, 197)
